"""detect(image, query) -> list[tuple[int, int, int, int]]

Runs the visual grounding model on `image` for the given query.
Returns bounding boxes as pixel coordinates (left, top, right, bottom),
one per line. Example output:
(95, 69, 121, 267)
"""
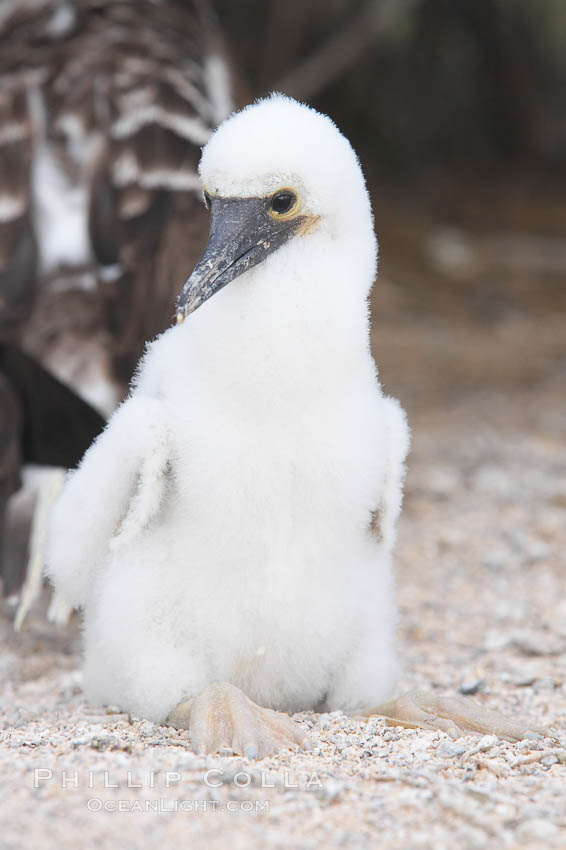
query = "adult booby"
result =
(0, 0, 232, 604)
(46, 96, 540, 755)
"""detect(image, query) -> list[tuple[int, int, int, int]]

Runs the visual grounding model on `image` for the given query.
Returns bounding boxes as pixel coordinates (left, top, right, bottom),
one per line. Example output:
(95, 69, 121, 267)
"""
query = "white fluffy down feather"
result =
(45, 95, 410, 724)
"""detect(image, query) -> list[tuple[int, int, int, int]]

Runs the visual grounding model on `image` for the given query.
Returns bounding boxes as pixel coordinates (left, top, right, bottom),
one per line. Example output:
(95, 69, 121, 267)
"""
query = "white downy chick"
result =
(45, 95, 411, 754)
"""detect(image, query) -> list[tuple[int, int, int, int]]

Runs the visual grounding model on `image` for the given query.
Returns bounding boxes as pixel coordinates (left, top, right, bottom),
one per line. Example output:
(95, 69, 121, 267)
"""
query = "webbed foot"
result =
(167, 681, 311, 758)
(363, 689, 546, 741)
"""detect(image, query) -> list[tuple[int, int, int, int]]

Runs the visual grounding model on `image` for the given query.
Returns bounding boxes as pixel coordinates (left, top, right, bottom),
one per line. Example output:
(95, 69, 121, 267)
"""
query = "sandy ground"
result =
(1, 189, 565, 849)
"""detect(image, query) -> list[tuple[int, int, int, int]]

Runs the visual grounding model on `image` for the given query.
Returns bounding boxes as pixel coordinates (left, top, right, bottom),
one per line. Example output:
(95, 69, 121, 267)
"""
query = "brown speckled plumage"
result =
(0, 0, 233, 593)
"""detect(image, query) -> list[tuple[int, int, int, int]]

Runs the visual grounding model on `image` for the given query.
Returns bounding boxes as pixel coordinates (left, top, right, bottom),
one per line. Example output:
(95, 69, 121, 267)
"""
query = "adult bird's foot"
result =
(363, 689, 547, 741)
(166, 681, 311, 758)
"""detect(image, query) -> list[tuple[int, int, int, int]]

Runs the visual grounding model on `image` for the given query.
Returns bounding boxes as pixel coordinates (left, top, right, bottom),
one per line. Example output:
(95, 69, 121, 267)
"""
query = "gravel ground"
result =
(1, 370, 565, 850)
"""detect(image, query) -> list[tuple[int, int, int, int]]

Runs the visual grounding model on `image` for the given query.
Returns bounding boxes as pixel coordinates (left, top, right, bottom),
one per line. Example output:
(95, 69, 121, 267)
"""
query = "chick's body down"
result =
(46, 95, 410, 724)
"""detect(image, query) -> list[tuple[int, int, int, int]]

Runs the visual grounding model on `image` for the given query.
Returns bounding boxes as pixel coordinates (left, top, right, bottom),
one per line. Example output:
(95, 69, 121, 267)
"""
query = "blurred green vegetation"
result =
(216, 0, 566, 181)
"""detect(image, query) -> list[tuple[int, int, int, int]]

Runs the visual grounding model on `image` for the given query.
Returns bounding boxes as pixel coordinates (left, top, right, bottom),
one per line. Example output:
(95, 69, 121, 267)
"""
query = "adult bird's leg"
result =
(362, 689, 547, 741)
(14, 468, 66, 630)
(167, 682, 311, 758)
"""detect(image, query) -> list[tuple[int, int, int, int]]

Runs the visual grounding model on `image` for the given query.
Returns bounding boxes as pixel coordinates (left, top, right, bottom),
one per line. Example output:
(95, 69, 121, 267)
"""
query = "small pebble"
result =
(516, 819, 559, 841)
(540, 753, 559, 767)
(459, 680, 484, 696)
(477, 735, 498, 753)
(484, 548, 510, 570)
(382, 731, 400, 742)
(511, 632, 565, 657)
(318, 779, 343, 804)
(437, 741, 467, 758)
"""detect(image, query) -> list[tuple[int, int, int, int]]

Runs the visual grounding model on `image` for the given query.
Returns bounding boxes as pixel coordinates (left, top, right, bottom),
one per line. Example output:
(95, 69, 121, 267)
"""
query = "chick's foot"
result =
(167, 681, 311, 758)
(363, 689, 546, 741)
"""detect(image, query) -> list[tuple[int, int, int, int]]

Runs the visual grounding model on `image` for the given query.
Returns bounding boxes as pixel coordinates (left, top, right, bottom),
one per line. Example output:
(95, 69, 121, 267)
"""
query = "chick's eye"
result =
(270, 190, 297, 216)
(203, 191, 211, 210)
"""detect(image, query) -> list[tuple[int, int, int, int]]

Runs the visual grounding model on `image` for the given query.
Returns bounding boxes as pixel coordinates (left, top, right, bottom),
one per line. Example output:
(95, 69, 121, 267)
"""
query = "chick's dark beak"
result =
(176, 196, 305, 322)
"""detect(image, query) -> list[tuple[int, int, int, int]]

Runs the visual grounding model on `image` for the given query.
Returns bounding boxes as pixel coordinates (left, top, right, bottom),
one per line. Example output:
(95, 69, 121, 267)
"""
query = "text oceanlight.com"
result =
(86, 798, 269, 813)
